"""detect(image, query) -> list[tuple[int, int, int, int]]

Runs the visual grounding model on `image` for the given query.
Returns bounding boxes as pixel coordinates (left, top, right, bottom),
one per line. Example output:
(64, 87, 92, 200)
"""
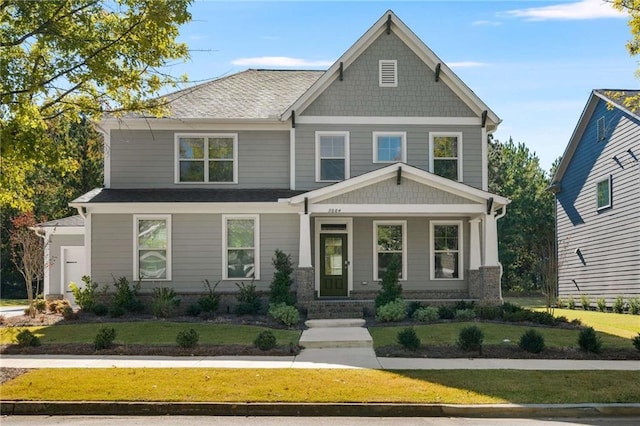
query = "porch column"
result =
(469, 218, 482, 270)
(298, 212, 312, 268)
(484, 212, 500, 267)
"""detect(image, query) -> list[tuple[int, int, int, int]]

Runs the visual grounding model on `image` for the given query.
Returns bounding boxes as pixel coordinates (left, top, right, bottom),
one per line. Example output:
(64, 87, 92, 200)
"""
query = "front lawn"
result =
(0, 299, 28, 307)
(533, 308, 640, 339)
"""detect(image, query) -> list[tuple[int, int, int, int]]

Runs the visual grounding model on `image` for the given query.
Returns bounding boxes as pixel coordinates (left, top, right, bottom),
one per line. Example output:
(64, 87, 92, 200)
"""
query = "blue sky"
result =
(170, 0, 638, 171)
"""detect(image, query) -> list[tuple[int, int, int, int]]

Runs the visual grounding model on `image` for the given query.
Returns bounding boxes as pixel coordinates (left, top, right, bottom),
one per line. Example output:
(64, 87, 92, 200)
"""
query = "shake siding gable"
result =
(556, 98, 640, 302)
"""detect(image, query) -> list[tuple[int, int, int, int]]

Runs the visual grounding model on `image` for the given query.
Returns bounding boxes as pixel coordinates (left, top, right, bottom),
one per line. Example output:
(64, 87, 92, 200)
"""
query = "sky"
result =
(168, 0, 639, 171)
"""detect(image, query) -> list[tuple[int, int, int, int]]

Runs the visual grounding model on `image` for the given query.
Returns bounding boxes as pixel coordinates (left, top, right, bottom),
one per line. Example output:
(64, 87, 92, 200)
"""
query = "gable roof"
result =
(281, 10, 500, 130)
(36, 215, 85, 228)
(71, 188, 306, 204)
(551, 89, 640, 184)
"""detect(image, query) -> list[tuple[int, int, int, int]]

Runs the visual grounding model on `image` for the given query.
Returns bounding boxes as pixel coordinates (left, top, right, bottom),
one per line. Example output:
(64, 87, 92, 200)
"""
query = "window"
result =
(316, 132, 349, 182)
(430, 221, 463, 280)
(373, 132, 406, 163)
(373, 221, 407, 281)
(134, 215, 171, 280)
(429, 132, 462, 181)
(597, 117, 606, 141)
(176, 134, 237, 183)
(596, 175, 612, 210)
(223, 215, 259, 279)
(379, 59, 398, 87)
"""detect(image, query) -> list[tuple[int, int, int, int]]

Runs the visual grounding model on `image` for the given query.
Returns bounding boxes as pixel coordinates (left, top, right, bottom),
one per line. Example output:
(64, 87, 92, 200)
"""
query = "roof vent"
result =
(379, 60, 397, 87)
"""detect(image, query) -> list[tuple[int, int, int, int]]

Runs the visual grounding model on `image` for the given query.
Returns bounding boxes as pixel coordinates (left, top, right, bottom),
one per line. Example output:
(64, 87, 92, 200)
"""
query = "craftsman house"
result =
(38, 10, 510, 316)
(549, 90, 640, 306)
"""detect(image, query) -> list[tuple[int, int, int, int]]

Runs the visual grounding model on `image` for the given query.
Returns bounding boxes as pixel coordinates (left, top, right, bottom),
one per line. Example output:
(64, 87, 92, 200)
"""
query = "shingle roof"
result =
(37, 215, 85, 228)
(148, 69, 323, 120)
(74, 188, 307, 203)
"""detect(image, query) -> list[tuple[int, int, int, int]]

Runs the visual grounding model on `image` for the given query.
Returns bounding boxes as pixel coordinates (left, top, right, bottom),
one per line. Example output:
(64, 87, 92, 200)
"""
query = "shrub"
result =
(16, 329, 41, 347)
(186, 303, 202, 317)
(109, 305, 125, 318)
(578, 327, 602, 353)
(457, 325, 484, 353)
(376, 299, 407, 322)
(254, 330, 277, 351)
(412, 306, 439, 322)
(475, 305, 501, 320)
(567, 296, 576, 310)
(111, 276, 144, 313)
(176, 329, 199, 349)
(556, 297, 566, 309)
(628, 297, 640, 315)
(437, 305, 455, 320)
(454, 308, 476, 321)
(94, 327, 116, 350)
(375, 256, 402, 308)
(579, 294, 591, 311)
(596, 297, 607, 312)
(61, 305, 78, 320)
(197, 279, 220, 314)
(454, 300, 475, 311)
(268, 303, 300, 327)
(69, 275, 99, 312)
(397, 327, 421, 351)
(269, 250, 296, 306)
(34, 297, 46, 313)
(152, 287, 181, 318)
(92, 303, 108, 316)
(633, 334, 640, 351)
(406, 301, 423, 319)
(613, 295, 625, 314)
(47, 299, 70, 314)
(519, 329, 545, 353)
(235, 281, 262, 315)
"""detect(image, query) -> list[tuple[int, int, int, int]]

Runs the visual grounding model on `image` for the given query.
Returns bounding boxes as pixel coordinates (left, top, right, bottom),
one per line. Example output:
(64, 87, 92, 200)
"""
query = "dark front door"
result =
(319, 233, 348, 297)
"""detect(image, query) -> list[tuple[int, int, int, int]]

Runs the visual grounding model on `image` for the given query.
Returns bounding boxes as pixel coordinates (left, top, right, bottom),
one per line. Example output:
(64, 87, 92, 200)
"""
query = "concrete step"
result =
(299, 326, 373, 349)
(305, 319, 366, 328)
(306, 301, 364, 319)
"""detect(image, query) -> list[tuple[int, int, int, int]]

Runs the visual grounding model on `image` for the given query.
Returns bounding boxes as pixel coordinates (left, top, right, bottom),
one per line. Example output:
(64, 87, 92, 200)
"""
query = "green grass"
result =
(504, 296, 547, 308)
(0, 322, 301, 346)
(0, 299, 28, 307)
(534, 308, 640, 339)
(368, 322, 632, 349)
(1, 369, 638, 403)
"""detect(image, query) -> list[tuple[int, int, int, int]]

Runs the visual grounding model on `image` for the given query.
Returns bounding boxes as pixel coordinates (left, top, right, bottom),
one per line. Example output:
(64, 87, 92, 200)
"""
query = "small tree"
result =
(269, 249, 295, 306)
(375, 256, 402, 308)
(9, 212, 45, 317)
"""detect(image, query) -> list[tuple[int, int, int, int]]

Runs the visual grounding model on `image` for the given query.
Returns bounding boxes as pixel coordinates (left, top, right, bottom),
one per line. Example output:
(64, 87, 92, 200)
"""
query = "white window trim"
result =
(174, 133, 238, 184)
(430, 220, 464, 281)
(596, 116, 606, 142)
(379, 59, 398, 87)
(373, 220, 407, 281)
(372, 131, 407, 163)
(133, 214, 172, 281)
(596, 175, 612, 210)
(222, 214, 260, 280)
(315, 131, 350, 182)
(429, 132, 463, 182)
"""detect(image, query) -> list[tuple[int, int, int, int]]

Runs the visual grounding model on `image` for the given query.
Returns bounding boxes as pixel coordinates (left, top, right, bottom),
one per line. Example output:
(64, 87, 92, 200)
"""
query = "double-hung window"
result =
(430, 221, 463, 280)
(316, 132, 349, 182)
(176, 134, 237, 183)
(134, 215, 171, 280)
(596, 175, 612, 210)
(373, 221, 407, 281)
(373, 132, 406, 163)
(429, 132, 462, 181)
(223, 215, 259, 279)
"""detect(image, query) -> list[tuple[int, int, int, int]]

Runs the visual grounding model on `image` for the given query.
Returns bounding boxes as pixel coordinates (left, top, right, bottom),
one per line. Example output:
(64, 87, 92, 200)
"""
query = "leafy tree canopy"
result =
(609, 0, 640, 111)
(1, 0, 192, 211)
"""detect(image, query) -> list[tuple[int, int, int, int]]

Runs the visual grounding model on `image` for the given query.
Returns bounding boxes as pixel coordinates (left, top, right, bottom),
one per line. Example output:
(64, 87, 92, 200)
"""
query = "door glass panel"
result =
(324, 237, 343, 276)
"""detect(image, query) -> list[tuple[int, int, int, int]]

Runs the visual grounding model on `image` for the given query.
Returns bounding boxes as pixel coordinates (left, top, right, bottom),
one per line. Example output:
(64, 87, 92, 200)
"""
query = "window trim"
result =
(222, 214, 260, 280)
(315, 131, 350, 182)
(379, 59, 398, 87)
(373, 220, 407, 281)
(596, 116, 606, 142)
(372, 131, 407, 163)
(430, 220, 464, 281)
(174, 133, 238, 184)
(429, 132, 463, 182)
(133, 214, 172, 281)
(596, 175, 612, 211)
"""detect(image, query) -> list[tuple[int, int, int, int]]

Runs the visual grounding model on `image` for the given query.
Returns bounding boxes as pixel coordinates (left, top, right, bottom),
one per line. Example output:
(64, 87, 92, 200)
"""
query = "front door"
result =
(319, 234, 348, 297)
(62, 247, 85, 305)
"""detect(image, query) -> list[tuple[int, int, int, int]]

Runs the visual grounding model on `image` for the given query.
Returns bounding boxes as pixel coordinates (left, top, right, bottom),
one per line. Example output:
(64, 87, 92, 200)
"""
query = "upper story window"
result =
(596, 175, 612, 210)
(596, 116, 606, 142)
(373, 221, 407, 281)
(175, 134, 238, 183)
(379, 59, 398, 87)
(429, 132, 462, 181)
(223, 215, 259, 280)
(430, 220, 463, 280)
(134, 215, 171, 281)
(316, 131, 350, 182)
(373, 132, 406, 163)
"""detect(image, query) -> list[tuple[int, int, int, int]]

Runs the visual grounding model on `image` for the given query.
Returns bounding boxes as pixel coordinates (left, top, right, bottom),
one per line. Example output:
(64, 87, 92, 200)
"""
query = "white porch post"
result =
(298, 212, 312, 268)
(469, 218, 482, 270)
(484, 212, 500, 267)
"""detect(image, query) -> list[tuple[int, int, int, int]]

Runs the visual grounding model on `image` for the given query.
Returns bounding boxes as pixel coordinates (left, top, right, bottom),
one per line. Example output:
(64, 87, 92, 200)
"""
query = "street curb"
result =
(2, 401, 640, 417)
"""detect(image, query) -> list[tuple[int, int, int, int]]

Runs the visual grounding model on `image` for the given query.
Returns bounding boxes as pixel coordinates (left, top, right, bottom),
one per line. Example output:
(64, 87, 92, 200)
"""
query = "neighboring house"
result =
(549, 89, 640, 306)
(37, 10, 510, 316)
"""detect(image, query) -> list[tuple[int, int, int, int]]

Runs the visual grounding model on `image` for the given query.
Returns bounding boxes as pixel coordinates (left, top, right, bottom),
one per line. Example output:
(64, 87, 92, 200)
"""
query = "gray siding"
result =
(319, 176, 475, 204)
(91, 213, 299, 293)
(303, 32, 475, 117)
(296, 124, 483, 190)
(110, 130, 290, 189)
(556, 99, 640, 304)
(48, 235, 84, 295)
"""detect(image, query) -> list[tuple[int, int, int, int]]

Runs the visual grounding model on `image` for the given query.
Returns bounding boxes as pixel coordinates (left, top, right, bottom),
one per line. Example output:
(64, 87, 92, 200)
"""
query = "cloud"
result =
(448, 61, 489, 68)
(232, 56, 333, 67)
(472, 20, 502, 27)
(503, 0, 626, 21)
